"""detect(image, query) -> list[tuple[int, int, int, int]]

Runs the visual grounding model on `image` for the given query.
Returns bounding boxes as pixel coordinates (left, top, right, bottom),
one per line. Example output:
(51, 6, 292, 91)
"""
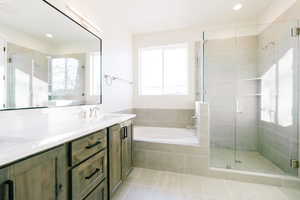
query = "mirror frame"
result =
(1, 0, 103, 111)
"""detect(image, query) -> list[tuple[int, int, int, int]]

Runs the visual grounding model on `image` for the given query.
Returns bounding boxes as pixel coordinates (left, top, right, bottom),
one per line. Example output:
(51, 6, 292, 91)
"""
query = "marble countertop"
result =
(0, 113, 136, 168)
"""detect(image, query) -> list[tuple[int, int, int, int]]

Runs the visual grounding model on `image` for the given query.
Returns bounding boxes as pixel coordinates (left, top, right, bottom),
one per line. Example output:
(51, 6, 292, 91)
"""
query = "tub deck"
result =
(133, 126, 199, 145)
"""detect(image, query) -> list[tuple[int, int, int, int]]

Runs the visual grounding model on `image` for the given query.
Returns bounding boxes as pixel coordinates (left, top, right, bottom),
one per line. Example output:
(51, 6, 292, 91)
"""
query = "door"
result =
(205, 21, 300, 176)
(1, 146, 66, 200)
(6, 50, 33, 108)
(109, 125, 122, 195)
(5, 43, 49, 109)
(121, 124, 133, 180)
(204, 30, 238, 169)
(234, 21, 299, 176)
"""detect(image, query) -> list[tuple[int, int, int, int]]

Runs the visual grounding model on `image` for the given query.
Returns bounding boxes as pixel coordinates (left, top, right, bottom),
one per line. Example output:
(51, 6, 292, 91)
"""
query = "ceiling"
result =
(0, 0, 295, 45)
(67, 0, 295, 35)
(125, 0, 273, 33)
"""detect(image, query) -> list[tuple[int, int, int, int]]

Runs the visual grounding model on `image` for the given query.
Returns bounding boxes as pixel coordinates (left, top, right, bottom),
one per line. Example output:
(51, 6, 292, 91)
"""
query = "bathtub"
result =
(134, 126, 199, 145)
(133, 126, 203, 173)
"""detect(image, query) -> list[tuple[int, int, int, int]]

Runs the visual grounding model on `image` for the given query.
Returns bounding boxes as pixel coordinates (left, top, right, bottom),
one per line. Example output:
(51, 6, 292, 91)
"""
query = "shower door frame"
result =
(203, 20, 300, 177)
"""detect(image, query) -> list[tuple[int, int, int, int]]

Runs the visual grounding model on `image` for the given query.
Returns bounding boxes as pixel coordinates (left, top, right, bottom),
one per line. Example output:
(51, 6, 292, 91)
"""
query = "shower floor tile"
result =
(210, 148, 286, 175)
(112, 168, 299, 200)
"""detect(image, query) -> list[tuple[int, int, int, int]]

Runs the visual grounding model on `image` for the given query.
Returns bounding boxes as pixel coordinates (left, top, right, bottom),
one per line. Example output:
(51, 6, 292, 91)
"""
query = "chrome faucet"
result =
(89, 107, 101, 118)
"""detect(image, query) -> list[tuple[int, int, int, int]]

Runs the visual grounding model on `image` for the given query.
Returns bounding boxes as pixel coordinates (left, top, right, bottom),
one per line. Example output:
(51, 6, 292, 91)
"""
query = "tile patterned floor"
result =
(112, 168, 300, 200)
(210, 147, 286, 175)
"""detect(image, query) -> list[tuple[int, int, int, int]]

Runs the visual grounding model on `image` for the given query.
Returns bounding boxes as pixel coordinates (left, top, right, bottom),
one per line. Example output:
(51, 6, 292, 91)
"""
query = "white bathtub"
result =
(133, 126, 199, 145)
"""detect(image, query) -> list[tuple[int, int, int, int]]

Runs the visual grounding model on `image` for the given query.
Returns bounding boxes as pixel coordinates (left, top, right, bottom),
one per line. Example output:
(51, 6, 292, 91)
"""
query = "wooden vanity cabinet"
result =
(109, 120, 133, 197)
(0, 146, 67, 200)
(0, 121, 134, 200)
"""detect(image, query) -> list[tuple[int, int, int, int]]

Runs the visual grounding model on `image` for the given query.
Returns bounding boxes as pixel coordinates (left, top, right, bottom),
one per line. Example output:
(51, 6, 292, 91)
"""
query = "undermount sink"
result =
(83, 113, 125, 122)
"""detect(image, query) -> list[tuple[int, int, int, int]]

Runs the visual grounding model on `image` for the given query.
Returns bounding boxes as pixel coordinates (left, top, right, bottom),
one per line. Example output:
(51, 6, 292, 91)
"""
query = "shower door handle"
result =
(236, 100, 243, 114)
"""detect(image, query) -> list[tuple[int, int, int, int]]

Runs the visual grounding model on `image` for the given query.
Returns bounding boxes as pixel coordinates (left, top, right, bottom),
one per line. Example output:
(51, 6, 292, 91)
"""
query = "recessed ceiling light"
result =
(45, 33, 53, 38)
(233, 3, 243, 11)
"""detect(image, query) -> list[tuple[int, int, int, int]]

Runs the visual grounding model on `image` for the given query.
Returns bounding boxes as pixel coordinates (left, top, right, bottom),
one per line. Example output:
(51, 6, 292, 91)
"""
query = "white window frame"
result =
(138, 43, 189, 96)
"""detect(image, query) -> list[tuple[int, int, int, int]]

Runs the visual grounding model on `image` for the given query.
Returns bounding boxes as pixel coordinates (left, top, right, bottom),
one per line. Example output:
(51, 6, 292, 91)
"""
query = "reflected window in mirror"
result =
(89, 52, 101, 96)
(49, 56, 84, 106)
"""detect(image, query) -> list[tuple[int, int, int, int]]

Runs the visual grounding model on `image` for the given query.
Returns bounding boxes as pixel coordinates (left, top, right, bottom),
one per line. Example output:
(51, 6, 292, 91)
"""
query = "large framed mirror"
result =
(0, 0, 102, 110)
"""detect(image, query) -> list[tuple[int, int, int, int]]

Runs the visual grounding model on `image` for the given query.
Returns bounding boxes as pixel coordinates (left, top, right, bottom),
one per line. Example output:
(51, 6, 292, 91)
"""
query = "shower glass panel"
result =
(204, 29, 238, 169)
(204, 20, 299, 176)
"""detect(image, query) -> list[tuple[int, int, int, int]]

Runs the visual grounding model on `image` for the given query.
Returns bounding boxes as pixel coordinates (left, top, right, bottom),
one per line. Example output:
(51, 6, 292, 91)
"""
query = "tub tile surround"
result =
(133, 108, 195, 128)
(0, 105, 136, 167)
(133, 103, 300, 193)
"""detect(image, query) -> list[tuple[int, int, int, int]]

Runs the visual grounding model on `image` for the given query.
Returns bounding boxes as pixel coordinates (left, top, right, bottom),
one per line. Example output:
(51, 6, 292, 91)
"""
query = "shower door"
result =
(204, 29, 239, 169)
(205, 21, 299, 176)
(234, 21, 299, 176)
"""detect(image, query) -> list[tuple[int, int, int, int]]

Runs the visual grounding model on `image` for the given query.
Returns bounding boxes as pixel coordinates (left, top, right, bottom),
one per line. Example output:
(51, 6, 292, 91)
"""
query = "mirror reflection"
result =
(0, 0, 102, 110)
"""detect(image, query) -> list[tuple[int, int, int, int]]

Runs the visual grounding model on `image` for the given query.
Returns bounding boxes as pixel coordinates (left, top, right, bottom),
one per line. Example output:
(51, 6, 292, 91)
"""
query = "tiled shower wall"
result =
(204, 36, 259, 151)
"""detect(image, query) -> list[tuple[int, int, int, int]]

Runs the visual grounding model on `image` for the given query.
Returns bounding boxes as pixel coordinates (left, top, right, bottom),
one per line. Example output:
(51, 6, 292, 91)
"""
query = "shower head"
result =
(261, 41, 276, 50)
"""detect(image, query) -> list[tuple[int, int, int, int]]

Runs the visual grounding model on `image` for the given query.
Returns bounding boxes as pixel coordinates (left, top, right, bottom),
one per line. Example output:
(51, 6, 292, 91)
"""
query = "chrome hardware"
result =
(291, 27, 300, 37)
(89, 107, 101, 118)
(290, 160, 299, 169)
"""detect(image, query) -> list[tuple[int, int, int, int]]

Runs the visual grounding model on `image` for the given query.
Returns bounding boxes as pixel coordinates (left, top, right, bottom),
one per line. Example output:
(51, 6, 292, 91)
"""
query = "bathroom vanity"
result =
(0, 115, 135, 200)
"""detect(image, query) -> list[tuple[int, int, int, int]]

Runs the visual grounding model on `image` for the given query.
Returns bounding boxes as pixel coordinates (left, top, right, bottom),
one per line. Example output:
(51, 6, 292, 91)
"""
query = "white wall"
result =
(133, 27, 203, 109)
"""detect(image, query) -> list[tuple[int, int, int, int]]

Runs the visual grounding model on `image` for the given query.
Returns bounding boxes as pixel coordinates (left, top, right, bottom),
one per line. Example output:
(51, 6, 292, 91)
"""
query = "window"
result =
(89, 52, 101, 96)
(260, 48, 294, 127)
(278, 48, 293, 127)
(51, 58, 80, 96)
(139, 43, 188, 95)
(261, 64, 276, 123)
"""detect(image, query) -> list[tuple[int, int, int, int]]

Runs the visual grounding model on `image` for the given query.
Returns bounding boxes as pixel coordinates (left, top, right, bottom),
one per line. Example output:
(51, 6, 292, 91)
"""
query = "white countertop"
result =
(0, 113, 136, 168)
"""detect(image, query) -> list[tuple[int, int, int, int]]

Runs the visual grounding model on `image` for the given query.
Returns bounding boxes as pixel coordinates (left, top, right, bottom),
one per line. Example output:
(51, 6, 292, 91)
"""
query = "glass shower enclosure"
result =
(203, 20, 299, 176)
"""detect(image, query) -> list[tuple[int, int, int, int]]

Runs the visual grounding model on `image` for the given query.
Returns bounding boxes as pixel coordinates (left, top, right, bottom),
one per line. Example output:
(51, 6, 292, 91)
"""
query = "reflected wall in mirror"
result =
(0, 0, 102, 110)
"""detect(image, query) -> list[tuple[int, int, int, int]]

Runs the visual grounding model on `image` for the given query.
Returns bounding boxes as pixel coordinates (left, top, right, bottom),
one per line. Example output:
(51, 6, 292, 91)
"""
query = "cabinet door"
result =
(127, 124, 133, 172)
(83, 180, 107, 200)
(122, 125, 133, 180)
(7, 146, 67, 200)
(109, 125, 122, 195)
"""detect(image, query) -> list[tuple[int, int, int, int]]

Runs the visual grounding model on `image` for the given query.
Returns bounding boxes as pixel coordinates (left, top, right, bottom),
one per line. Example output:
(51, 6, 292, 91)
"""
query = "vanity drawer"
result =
(72, 150, 107, 200)
(71, 129, 107, 166)
(83, 180, 108, 200)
